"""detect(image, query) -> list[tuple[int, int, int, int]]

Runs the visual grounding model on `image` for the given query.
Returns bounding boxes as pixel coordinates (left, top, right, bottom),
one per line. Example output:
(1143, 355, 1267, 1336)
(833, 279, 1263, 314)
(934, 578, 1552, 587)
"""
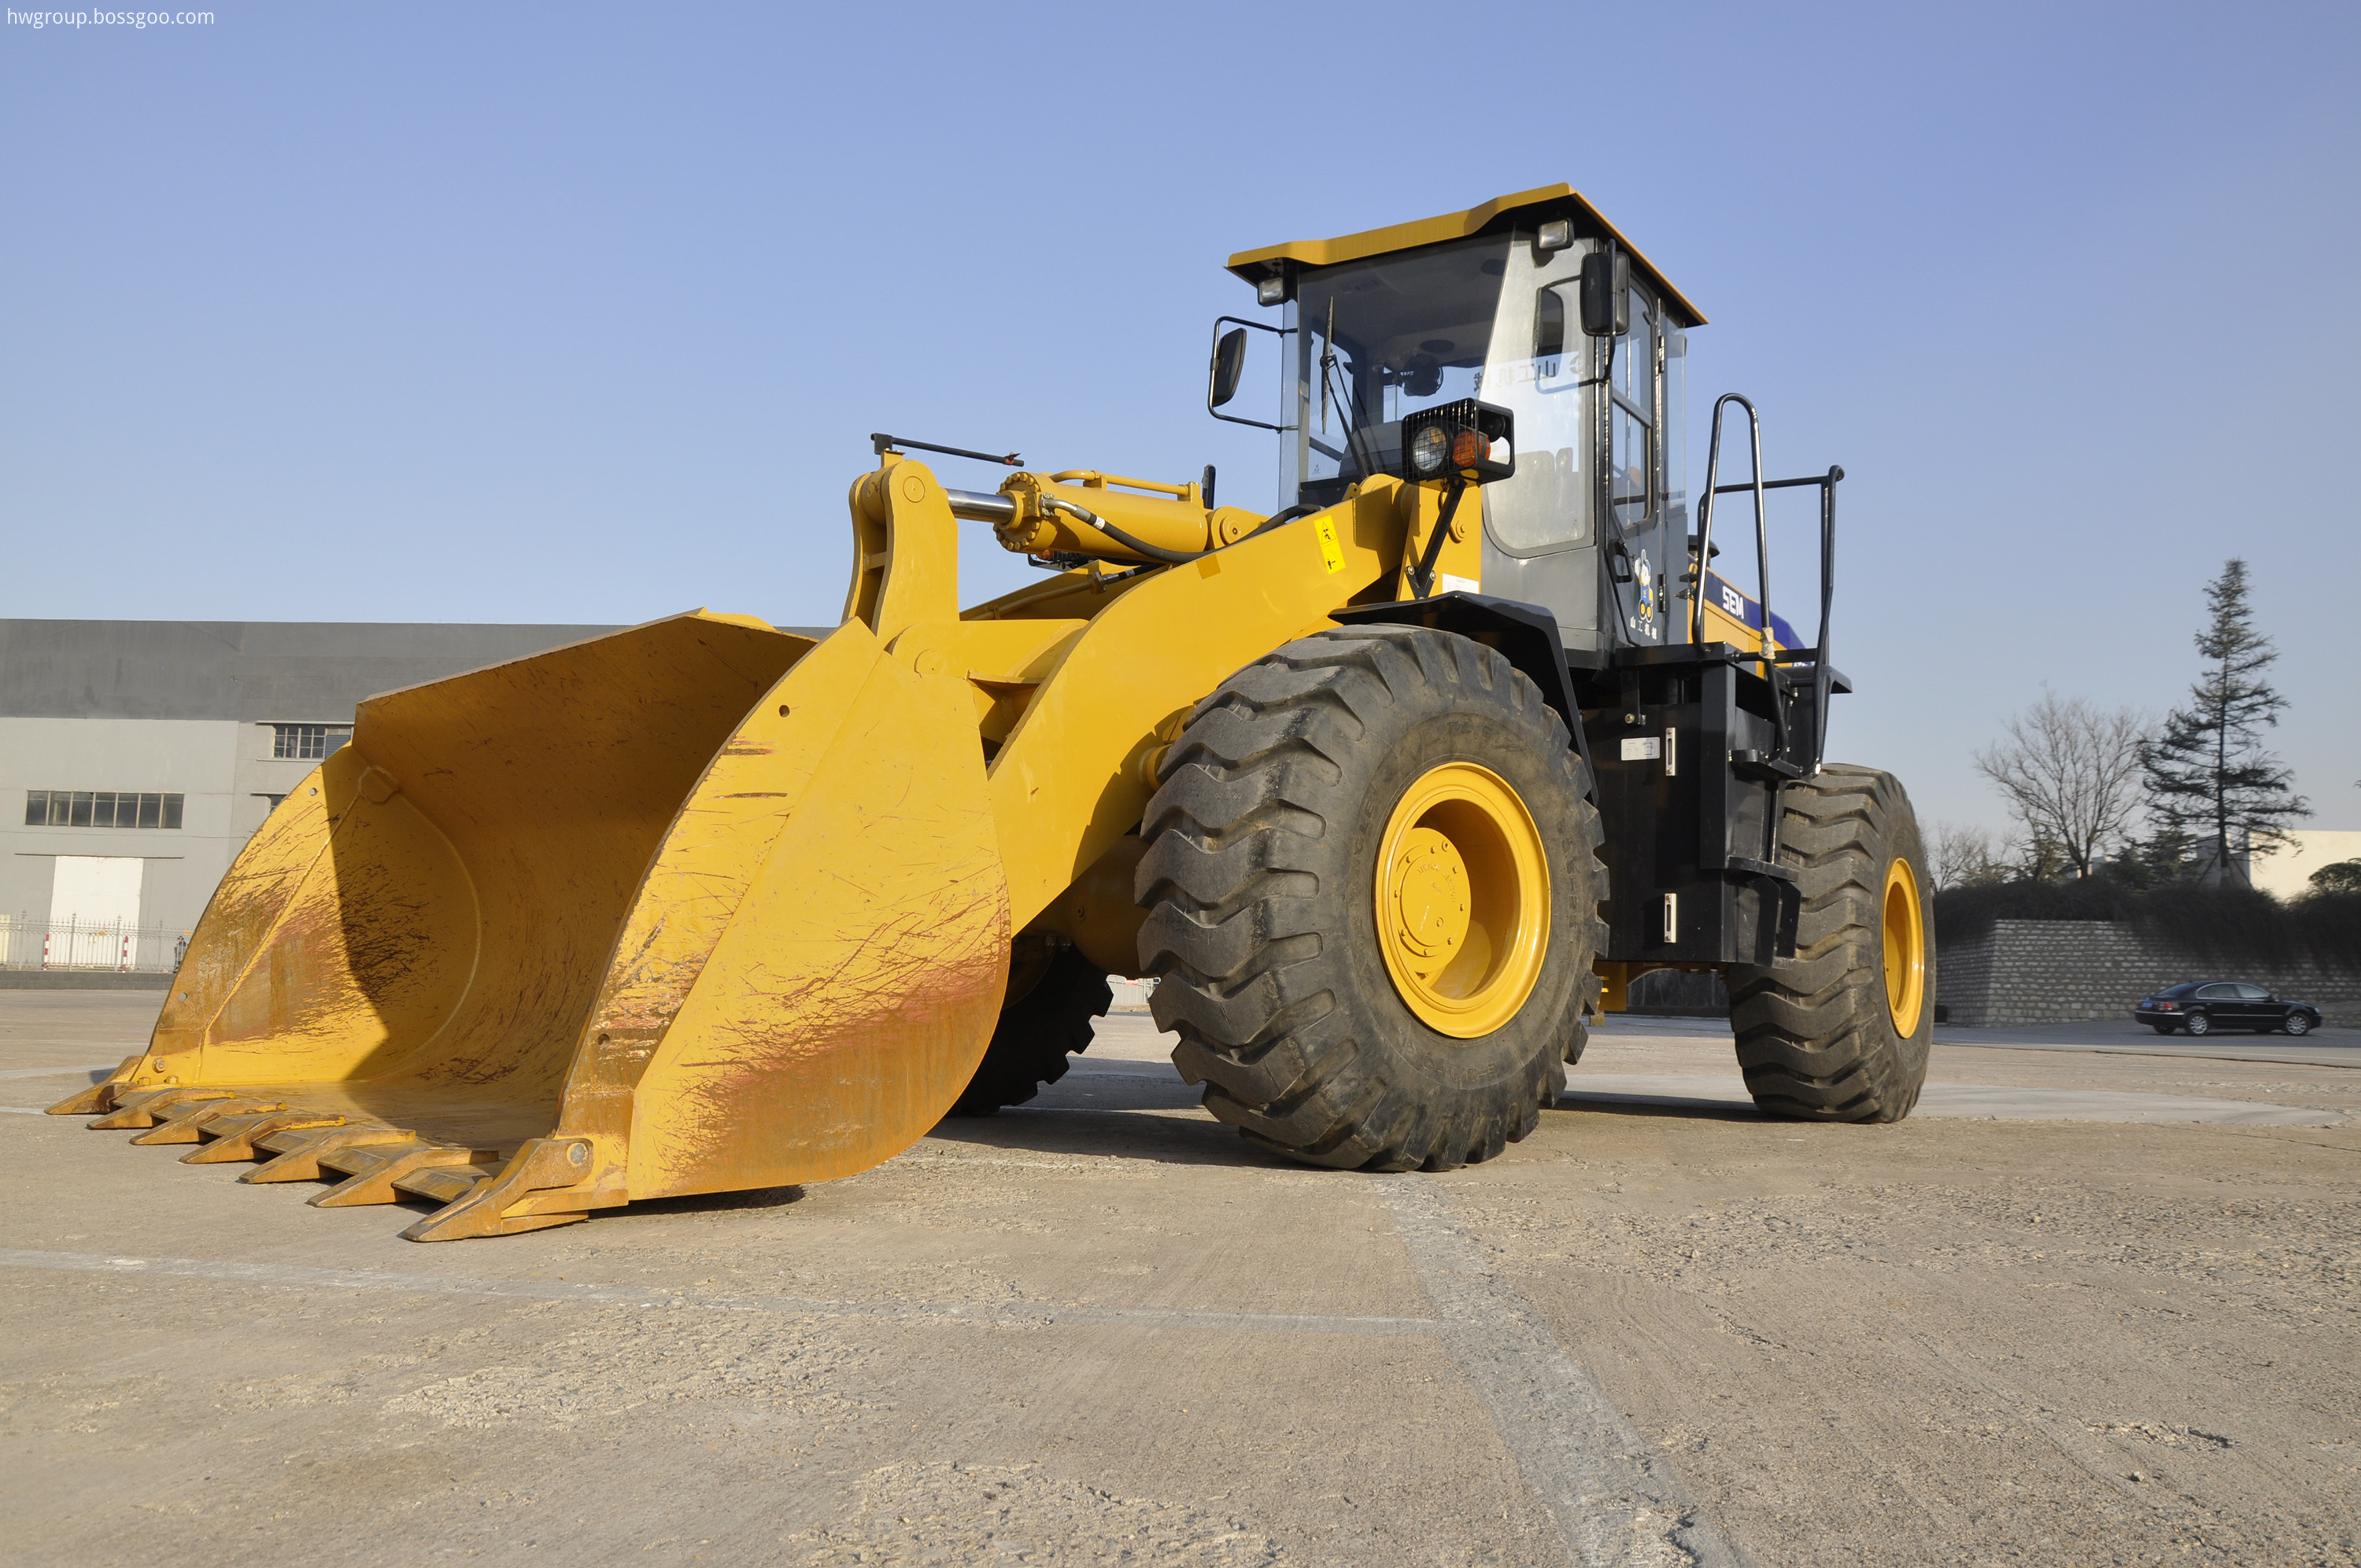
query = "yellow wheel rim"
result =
(1881, 856, 1926, 1037)
(1373, 762, 1550, 1038)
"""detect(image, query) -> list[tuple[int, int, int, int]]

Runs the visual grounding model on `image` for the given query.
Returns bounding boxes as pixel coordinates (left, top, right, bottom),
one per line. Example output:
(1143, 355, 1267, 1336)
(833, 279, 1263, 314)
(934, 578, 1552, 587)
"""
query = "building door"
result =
(48, 855, 144, 968)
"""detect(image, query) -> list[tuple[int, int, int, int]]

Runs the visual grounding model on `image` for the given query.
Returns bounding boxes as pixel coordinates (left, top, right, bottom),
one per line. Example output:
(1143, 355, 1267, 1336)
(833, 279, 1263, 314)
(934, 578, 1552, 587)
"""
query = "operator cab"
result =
(1217, 186, 1704, 656)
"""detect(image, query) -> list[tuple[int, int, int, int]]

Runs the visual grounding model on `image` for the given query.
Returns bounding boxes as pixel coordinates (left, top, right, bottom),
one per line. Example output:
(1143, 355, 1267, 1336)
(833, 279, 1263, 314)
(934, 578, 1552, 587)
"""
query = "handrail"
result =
(1690, 398, 1846, 775)
(1806, 466, 1839, 771)
(1703, 470, 1843, 696)
(1691, 394, 1772, 659)
(1710, 474, 1834, 493)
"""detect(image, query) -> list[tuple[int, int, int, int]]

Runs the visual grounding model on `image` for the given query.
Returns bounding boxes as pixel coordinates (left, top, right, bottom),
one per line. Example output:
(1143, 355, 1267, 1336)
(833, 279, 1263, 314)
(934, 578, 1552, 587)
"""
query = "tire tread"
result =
(1726, 765, 1932, 1123)
(1139, 626, 1603, 1171)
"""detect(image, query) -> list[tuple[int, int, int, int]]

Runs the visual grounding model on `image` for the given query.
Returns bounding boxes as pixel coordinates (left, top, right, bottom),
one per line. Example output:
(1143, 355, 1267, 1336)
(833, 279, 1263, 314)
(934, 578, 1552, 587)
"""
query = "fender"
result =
(1331, 592, 1598, 802)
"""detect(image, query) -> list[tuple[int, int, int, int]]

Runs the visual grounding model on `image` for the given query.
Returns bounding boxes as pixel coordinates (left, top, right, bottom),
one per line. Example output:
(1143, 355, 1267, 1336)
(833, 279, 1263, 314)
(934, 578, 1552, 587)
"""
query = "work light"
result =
(1401, 400, 1514, 484)
(1409, 424, 1451, 478)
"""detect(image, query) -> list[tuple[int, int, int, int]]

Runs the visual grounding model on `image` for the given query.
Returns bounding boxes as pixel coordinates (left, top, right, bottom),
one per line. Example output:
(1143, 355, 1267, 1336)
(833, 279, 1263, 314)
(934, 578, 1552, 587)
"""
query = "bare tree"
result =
(1972, 693, 2149, 879)
(1929, 821, 2009, 890)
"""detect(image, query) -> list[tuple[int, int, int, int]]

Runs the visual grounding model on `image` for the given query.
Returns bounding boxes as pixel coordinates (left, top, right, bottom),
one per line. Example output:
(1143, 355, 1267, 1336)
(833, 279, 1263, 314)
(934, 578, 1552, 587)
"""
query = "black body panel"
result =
(1573, 644, 1828, 966)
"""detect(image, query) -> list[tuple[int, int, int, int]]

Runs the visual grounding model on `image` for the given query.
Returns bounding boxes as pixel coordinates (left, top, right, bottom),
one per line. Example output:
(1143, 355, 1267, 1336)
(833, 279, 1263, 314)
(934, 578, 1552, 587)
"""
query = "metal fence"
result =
(0, 915, 184, 972)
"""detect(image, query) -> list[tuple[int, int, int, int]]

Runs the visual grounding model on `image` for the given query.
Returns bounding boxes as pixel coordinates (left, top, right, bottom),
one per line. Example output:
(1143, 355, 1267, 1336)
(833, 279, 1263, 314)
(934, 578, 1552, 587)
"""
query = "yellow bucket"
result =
(54, 611, 1011, 1238)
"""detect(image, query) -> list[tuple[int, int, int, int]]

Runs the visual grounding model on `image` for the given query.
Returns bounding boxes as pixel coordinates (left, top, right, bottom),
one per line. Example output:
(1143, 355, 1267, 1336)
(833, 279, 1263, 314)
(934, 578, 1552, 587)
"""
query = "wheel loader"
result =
(52, 184, 1934, 1239)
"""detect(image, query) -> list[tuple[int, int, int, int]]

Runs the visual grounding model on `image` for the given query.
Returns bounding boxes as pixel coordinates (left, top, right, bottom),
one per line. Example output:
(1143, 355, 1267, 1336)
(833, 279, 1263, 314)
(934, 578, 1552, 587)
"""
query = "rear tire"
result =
(1137, 626, 1603, 1171)
(948, 946, 1110, 1116)
(2151, 1023, 2175, 1035)
(1725, 765, 1933, 1121)
(2185, 1012, 2211, 1037)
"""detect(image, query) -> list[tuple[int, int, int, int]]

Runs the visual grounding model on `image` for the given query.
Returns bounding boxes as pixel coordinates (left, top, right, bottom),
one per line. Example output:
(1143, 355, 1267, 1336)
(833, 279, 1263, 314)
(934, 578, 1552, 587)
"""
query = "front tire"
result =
(948, 945, 1111, 1116)
(1137, 626, 1604, 1171)
(2285, 1013, 2312, 1037)
(1725, 765, 1933, 1121)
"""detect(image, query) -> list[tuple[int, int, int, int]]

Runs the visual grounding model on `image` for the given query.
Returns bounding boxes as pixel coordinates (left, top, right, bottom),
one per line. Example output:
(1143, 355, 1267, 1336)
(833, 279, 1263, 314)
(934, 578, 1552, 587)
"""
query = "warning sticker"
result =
(1313, 517, 1346, 574)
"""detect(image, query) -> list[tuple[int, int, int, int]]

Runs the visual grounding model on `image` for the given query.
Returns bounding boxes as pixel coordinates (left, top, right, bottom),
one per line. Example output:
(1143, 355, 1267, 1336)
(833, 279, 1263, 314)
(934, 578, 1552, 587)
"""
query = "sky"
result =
(4, 1, 2357, 838)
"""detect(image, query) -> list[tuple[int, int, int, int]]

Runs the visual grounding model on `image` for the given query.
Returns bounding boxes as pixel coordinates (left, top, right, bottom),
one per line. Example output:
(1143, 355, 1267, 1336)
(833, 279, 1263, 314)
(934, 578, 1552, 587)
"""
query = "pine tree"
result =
(2141, 559, 2307, 884)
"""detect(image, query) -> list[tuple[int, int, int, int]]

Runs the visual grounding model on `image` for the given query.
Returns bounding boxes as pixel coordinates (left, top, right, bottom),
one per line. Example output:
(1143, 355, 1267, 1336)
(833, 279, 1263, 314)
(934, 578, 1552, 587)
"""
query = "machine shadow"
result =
(379, 1182, 811, 1234)
(920, 1101, 1286, 1171)
(1548, 1094, 1768, 1123)
(597, 1185, 809, 1221)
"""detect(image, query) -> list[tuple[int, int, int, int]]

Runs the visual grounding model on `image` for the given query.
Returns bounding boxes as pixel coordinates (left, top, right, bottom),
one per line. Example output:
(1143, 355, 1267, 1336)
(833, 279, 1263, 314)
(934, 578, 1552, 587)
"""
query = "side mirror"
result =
(1206, 315, 1288, 433)
(1580, 249, 1630, 338)
(1209, 327, 1247, 408)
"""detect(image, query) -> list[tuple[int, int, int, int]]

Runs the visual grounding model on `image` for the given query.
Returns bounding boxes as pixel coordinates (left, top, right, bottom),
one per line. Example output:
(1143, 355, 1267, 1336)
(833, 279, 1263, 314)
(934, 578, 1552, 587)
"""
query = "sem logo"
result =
(1719, 584, 1745, 618)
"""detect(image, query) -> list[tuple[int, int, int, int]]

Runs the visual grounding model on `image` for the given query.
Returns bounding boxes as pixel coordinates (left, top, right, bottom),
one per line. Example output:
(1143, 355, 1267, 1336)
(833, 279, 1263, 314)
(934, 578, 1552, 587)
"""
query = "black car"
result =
(2134, 981, 2323, 1036)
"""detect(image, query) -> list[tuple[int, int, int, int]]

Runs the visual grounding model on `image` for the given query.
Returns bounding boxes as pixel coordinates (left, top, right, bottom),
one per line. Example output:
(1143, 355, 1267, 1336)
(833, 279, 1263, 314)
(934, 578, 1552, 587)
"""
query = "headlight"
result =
(1410, 424, 1450, 477)
(1398, 399, 1516, 485)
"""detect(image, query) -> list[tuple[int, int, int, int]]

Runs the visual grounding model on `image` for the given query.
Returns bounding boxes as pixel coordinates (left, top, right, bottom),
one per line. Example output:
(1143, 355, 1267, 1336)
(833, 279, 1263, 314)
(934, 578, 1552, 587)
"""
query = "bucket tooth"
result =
(129, 1098, 286, 1146)
(311, 1144, 503, 1208)
(242, 1124, 415, 1184)
(391, 1164, 501, 1206)
(405, 1204, 585, 1241)
(401, 1136, 598, 1243)
(181, 1110, 348, 1164)
(46, 1055, 150, 1116)
(90, 1087, 235, 1131)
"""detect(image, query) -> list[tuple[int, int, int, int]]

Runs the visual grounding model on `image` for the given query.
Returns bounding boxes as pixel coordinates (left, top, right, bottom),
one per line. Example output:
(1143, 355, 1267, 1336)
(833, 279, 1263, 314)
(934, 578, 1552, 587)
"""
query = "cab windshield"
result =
(1284, 234, 1608, 559)
(1288, 237, 1506, 502)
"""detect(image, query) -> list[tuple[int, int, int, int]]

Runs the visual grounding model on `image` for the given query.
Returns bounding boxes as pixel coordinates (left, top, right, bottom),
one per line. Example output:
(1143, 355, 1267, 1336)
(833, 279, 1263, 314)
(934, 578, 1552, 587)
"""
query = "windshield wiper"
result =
(1317, 297, 1383, 481)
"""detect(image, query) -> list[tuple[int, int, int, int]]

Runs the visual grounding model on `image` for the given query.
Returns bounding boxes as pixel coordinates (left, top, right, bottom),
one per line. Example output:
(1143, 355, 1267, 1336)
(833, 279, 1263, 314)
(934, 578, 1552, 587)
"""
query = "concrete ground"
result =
(2, 993, 2356, 1567)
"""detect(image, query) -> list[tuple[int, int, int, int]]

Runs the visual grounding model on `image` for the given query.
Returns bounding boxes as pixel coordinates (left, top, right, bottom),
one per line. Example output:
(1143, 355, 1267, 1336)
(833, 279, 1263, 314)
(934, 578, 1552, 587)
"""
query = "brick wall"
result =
(1937, 920, 2361, 1028)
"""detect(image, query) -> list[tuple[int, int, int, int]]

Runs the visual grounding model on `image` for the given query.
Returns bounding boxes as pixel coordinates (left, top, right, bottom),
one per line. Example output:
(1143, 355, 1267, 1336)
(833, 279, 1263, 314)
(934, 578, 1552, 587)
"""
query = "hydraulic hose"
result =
(1253, 503, 1321, 534)
(1038, 496, 1207, 566)
(1044, 496, 1328, 565)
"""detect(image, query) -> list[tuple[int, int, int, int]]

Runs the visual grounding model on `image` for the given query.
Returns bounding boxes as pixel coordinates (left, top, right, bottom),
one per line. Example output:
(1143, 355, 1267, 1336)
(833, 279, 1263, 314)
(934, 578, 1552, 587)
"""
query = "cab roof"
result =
(1226, 184, 1705, 329)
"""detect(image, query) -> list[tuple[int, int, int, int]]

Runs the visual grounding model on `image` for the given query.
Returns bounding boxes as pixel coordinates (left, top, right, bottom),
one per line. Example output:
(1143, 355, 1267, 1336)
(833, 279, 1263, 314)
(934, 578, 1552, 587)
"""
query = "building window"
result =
(254, 793, 286, 811)
(24, 791, 184, 829)
(272, 723, 353, 760)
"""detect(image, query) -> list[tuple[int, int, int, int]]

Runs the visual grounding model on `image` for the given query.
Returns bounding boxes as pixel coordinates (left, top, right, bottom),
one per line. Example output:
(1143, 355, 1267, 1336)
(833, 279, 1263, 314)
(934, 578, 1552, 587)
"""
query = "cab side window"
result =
(1608, 289, 1657, 537)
